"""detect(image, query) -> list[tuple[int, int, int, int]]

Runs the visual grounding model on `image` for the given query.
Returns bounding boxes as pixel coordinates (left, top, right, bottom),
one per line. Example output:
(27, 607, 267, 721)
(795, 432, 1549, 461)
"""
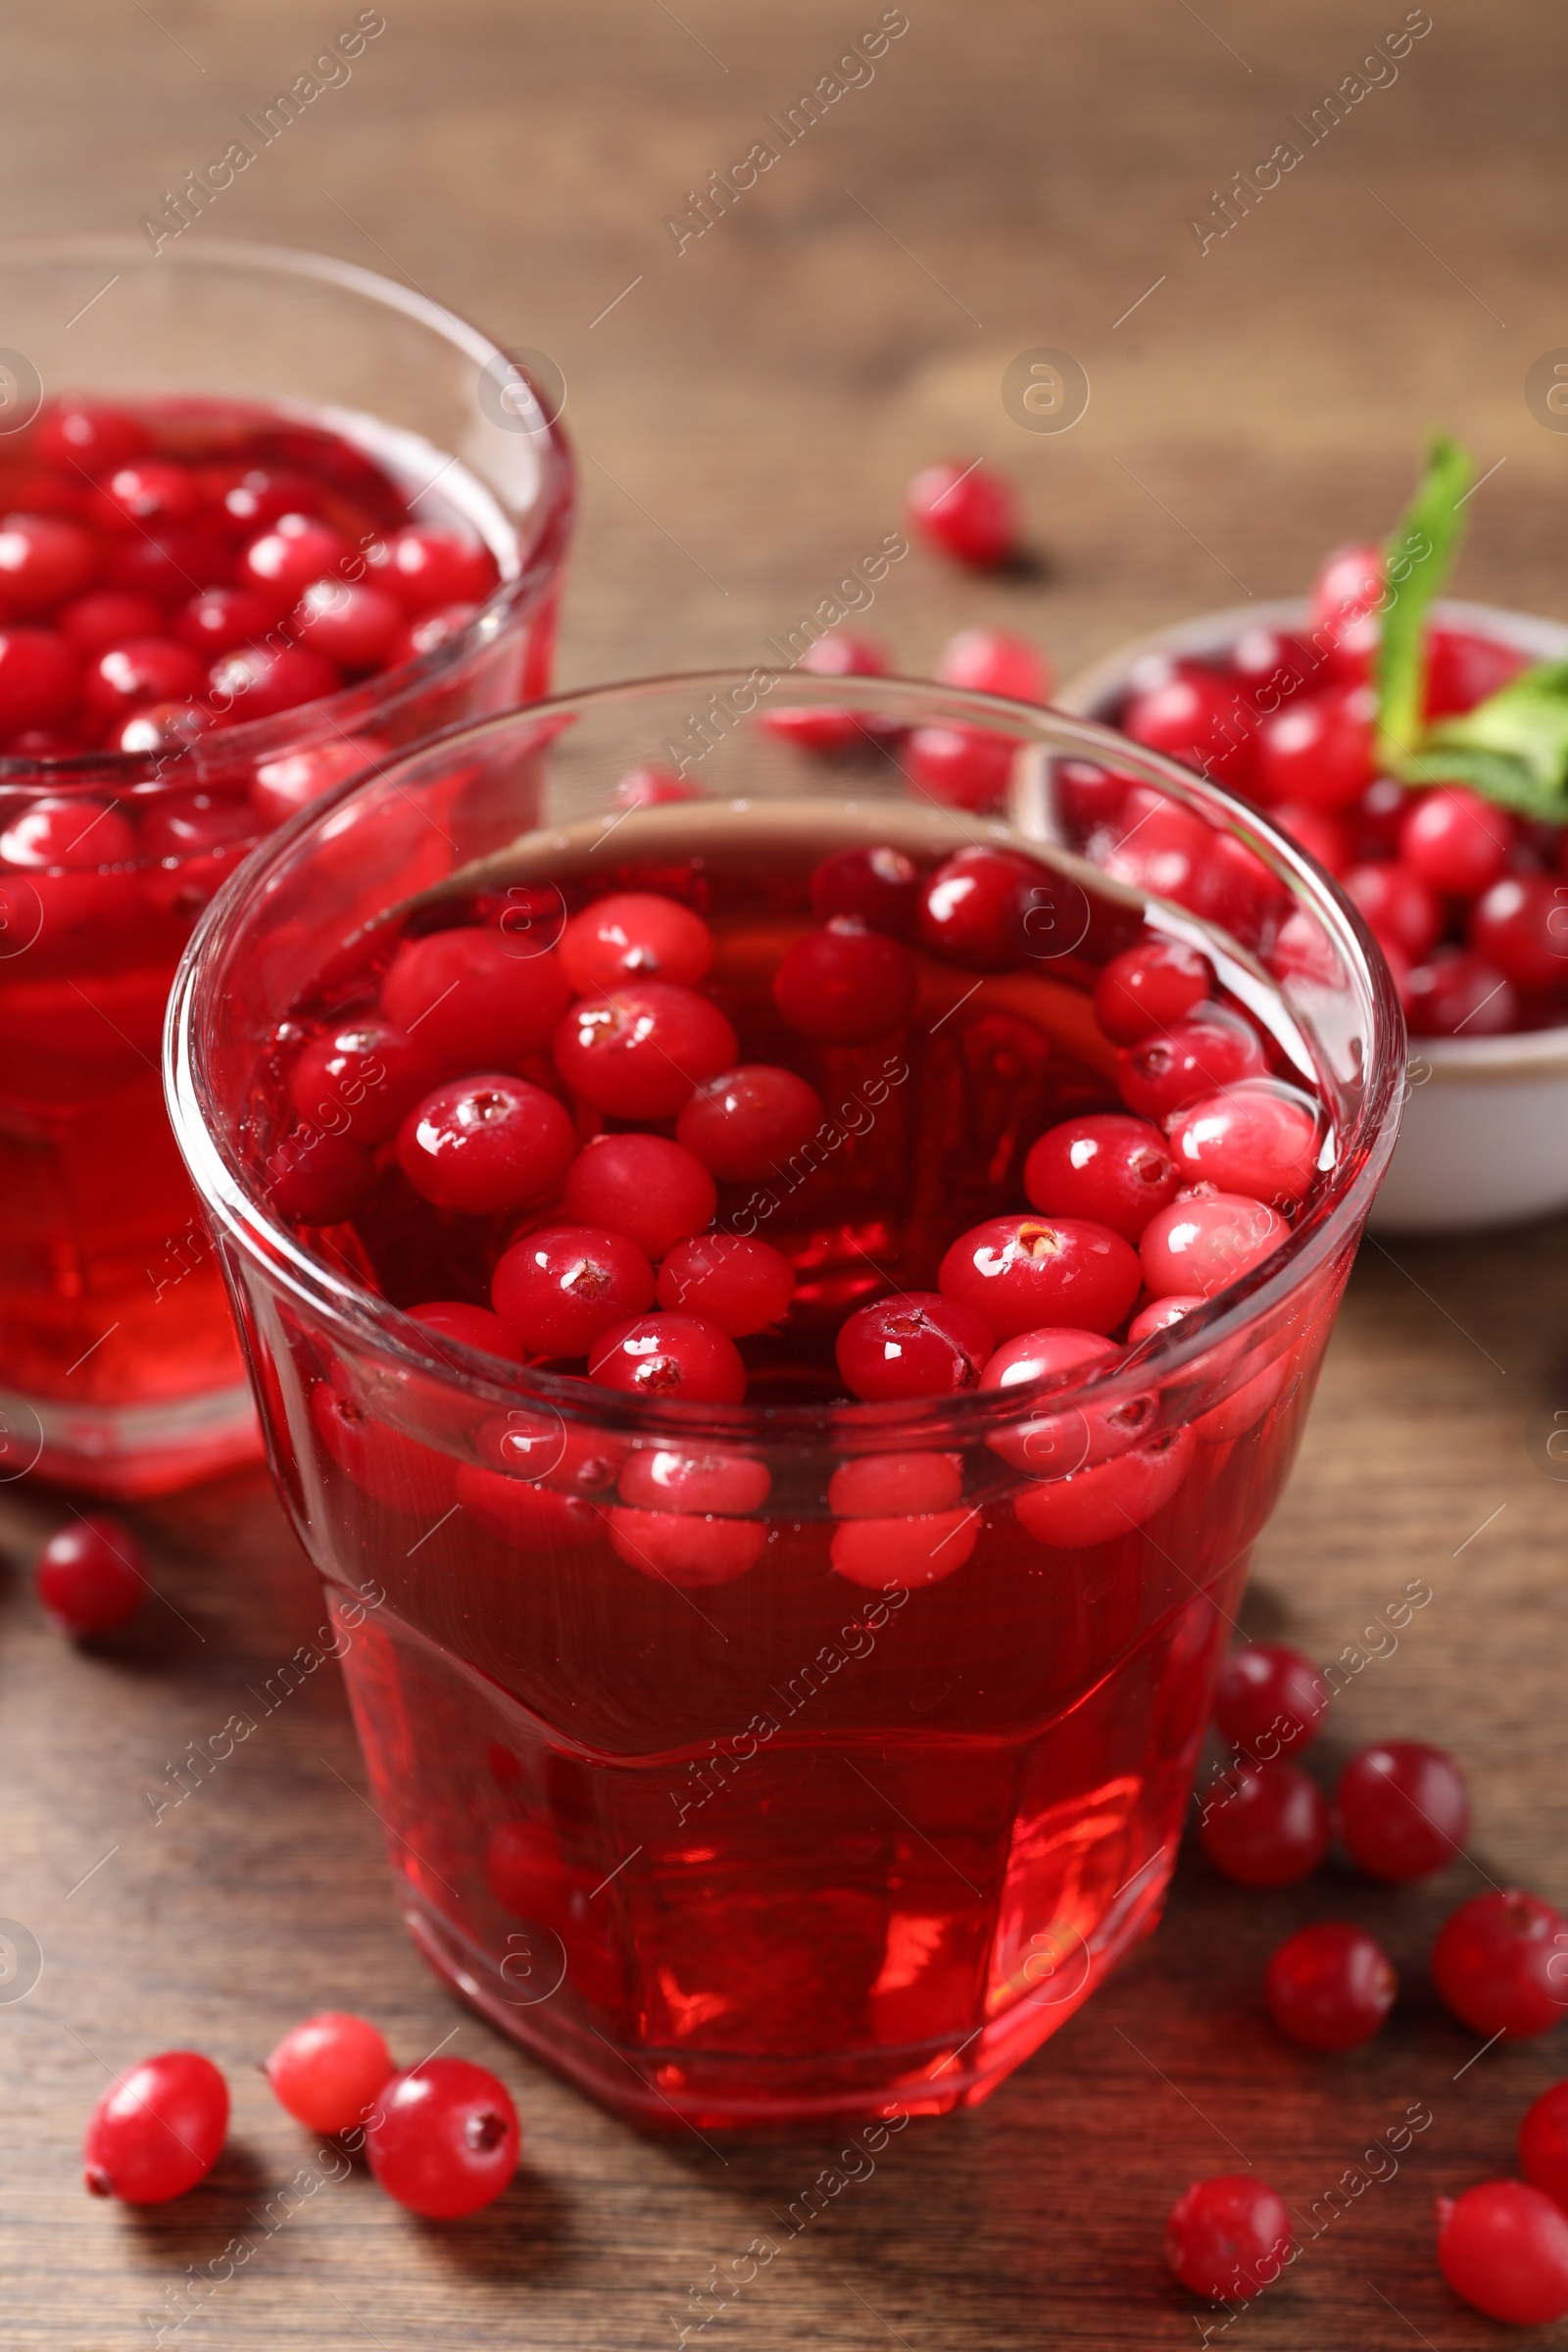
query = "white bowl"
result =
(1057, 598, 1568, 1235)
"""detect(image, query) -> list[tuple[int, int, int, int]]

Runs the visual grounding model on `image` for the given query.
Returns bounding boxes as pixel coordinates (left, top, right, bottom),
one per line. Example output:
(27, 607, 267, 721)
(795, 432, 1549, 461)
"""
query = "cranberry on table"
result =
(268, 1128, 375, 1225)
(1120, 663, 1250, 785)
(559, 891, 714, 993)
(1252, 683, 1374, 812)
(1093, 938, 1213, 1046)
(1212, 1642, 1327, 1758)
(1199, 1759, 1330, 1886)
(906, 458, 1019, 568)
(836, 1291, 992, 1401)
(656, 1233, 796, 1334)
(1437, 2182, 1568, 2327)
(1116, 1004, 1266, 1123)
(0, 513, 98, 614)
(589, 1312, 747, 1403)
(1164, 2174, 1294, 2301)
(1140, 1192, 1287, 1299)
(762, 628, 890, 754)
(1520, 2081, 1568, 2207)
(397, 1074, 576, 1215)
(1265, 1921, 1396, 2051)
(36, 398, 151, 473)
(1167, 1081, 1322, 1206)
(562, 1132, 716, 1262)
(1344, 858, 1443, 959)
(290, 578, 403, 669)
(59, 588, 162, 653)
(266, 2011, 393, 2134)
(1432, 1889, 1568, 2037)
(1337, 1740, 1470, 1882)
(83, 2051, 229, 2204)
(675, 1063, 823, 1182)
(1399, 786, 1511, 897)
(772, 919, 916, 1043)
(940, 1213, 1142, 1340)
(492, 1225, 656, 1357)
(364, 2057, 518, 2220)
(808, 844, 921, 936)
(1469, 874, 1568, 994)
(379, 926, 570, 1070)
(903, 723, 1015, 812)
(36, 1515, 145, 1637)
(1403, 946, 1518, 1039)
(915, 844, 1042, 969)
(289, 1016, 442, 1147)
(405, 1301, 525, 1365)
(239, 512, 355, 603)
(0, 627, 79, 729)
(1023, 1113, 1178, 1244)
(934, 625, 1051, 703)
(554, 980, 738, 1119)
(208, 641, 339, 720)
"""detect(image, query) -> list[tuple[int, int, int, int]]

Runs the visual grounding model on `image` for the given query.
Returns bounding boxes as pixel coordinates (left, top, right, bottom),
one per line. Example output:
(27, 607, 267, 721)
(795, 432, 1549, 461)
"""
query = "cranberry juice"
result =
(242, 797, 1351, 2129)
(0, 394, 514, 1488)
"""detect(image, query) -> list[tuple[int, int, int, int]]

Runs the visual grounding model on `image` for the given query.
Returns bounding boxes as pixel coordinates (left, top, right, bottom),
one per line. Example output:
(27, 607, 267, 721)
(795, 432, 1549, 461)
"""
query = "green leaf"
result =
(1374, 432, 1474, 765)
(1405, 661, 1568, 820)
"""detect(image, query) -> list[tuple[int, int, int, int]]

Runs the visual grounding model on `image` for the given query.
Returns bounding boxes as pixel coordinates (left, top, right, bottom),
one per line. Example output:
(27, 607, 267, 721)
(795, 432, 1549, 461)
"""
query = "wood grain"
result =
(4, 1, 1568, 2343)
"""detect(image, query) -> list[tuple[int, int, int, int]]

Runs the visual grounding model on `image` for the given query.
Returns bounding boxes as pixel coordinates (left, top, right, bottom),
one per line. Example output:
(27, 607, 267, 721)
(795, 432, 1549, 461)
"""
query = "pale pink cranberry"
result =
(250, 736, 388, 824)
(1120, 665, 1250, 785)
(606, 1506, 764, 1587)
(239, 513, 355, 603)
(904, 723, 1015, 812)
(827, 1451, 962, 1517)
(268, 1128, 374, 1224)
(589, 1313, 747, 1403)
(562, 1132, 716, 1262)
(1166, 1080, 1322, 1205)
(915, 844, 1041, 968)
(82, 636, 203, 719)
(939, 1214, 1141, 1339)
(369, 526, 495, 612)
(835, 1292, 991, 1400)
(0, 514, 98, 614)
(208, 642, 339, 720)
(1403, 946, 1517, 1038)
(35, 399, 150, 473)
(1093, 938, 1213, 1045)
(1344, 858, 1441, 958)
(290, 578, 402, 669)
(1139, 1191, 1287, 1298)
(1398, 786, 1510, 896)
(558, 891, 714, 992)
(655, 1234, 796, 1334)
(675, 1063, 822, 1183)
(0, 627, 79, 729)
(1424, 627, 1525, 719)
(58, 589, 162, 654)
(772, 920, 916, 1042)
(808, 844, 920, 936)
(553, 981, 738, 1119)
(1470, 874, 1568, 993)
(1252, 683, 1374, 812)
(1013, 1427, 1195, 1546)
(830, 1507, 978, 1588)
(906, 459, 1018, 567)
(612, 762, 694, 808)
(1023, 1113, 1178, 1242)
(1126, 1293, 1203, 1344)
(379, 928, 570, 1069)
(404, 1301, 524, 1364)
(934, 625, 1051, 703)
(289, 1016, 441, 1147)
(1116, 1004, 1266, 1123)
(762, 629, 890, 753)
(396, 1074, 576, 1214)
(266, 2012, 393, 2135)
(617, 1446, 769, 1513)
(491, 1225, 656, 1355)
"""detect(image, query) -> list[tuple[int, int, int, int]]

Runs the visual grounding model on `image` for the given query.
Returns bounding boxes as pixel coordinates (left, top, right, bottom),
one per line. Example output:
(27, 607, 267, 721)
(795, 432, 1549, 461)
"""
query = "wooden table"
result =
(5, 0, 1567, 2342)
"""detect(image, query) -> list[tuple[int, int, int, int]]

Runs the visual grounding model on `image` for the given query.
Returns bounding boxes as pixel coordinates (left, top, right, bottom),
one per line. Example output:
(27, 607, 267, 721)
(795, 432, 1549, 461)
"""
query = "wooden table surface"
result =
(5, 1, 1568, 2343)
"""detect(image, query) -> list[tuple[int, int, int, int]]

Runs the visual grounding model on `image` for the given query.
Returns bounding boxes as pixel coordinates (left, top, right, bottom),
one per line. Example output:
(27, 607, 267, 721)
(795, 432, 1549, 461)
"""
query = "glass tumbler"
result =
(167, 672, 1402, 2131)
(0, 235, 572, 1494)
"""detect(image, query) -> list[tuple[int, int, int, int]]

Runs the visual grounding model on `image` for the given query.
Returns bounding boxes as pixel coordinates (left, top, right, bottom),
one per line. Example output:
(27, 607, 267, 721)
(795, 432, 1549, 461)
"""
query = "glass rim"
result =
(0, 231, 573, 789)
(165, 667, 1406, 1449)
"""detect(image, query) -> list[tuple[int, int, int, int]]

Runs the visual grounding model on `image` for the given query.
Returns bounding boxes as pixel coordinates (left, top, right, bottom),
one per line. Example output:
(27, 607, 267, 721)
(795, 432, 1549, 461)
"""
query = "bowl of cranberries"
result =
(1058, 435, 1568, 1232)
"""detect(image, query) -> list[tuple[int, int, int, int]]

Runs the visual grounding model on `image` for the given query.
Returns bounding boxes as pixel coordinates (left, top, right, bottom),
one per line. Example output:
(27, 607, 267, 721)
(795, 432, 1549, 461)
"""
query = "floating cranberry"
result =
(369, 526, 495, 612)
(204, 463, 324, 536)
(364, 2058, 518, 2220)
(138, 785, 257, 869)
(655, 1233, 796, 1334)
(1469, 874, 1568, 994)
(941, 1213, 1141, 1340)
(397, 1074, 575, 1215)
(1093, 938, 1213, 1046)
(266, 2012, 393, 2134)
(1211, 1642, 1327, 1758)
(1338, 1740, 1470, 1882)
(1140, 1192, 1286, 1299)
(290, 578, 402, 669)
(562, 1132, 715, 1263)
(1425, 627, 1526, 720)
(934, 625, 1051, 703)
(36, 1515, 145, 1637)
(59, 588, 162, 654)
(675, 1063, 823, 1182)
(1399, 787, 1511, 897)
(836, 1291, 992, 1401)
(251, 735, 388, 825)
(808, 844, 921, 936)
(1520, 2081, 1568, 2207)
(379, 927, 569, 1071)
(96, 460, 201, 531)
(906, 459, 1018, 567)
(239, 513, 355, 603)
(0, 514, 98, 614)
(1022, 1112, 1179, 1243)
(83, 2052, 228, 2204)
(1013, 1427, 1195, 1547)
(558, 891, 714, 993)
(208, 641, 339, 720)
(588, 1312, 747, 1403)
(1, 793, 135, 868)
(1200, 1759, 1330, 1887)
(1403, 946, 1517, 1039)
(116, 701, 211, 760)
(289, 1016, 442, 1147)
(828, 1450, 963, 1517)
(607, 1505, 765, 1586)
(386, 601, 479, 665)
(762, 629, 891, 754)
(1265, 1922, 1396, 2051)
(36, 398, 151, 473)
(904, 724, 1015, 812)
(617, 1446, 769, 1514)
(1437, 2183, 1568, 2327)
(82, 635, 204, 718)
(553, 981, 738, 1119)
(980, 1325, 1123, 1476)
(1344, 858, 1442, 959)
(1121, 664, 1250, 786)
(491, 1226, 656, 1357)
(830, 1506, 979, 1588)
(1117, 1004, 1267, 1123)
(1432, 1890, 1568, 2038)
(915, 844, 1041, 969)
(1167, 1080, 1322, 1206)
(268, 1127, 374, 1224)
(457, 1464, 597, 1551)
(0, 627, 78, 730)
(1126, 1293, 1205, 1345)
(101, 523, 231, 606)
(772, 920, 916, 1043)
(1164, 2174, 1293, 2301)
(405, 1301, 525, 1365)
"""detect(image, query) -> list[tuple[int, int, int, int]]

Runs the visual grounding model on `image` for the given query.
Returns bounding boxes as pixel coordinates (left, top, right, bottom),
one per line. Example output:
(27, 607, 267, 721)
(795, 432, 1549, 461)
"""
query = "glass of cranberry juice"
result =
(0, 235, 572, 1494)
(168, 673, 1401, 2131)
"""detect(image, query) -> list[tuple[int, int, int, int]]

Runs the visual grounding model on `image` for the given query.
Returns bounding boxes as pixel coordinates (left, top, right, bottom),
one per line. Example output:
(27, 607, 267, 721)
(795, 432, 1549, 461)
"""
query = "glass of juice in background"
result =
(168, 673, 1401, 2131)
(0, 235, 573, 1494)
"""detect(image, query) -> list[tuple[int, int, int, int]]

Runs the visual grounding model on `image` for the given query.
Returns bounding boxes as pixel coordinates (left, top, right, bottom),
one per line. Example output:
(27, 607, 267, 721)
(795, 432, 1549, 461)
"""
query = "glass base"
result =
(0, 1377, 262, 1497)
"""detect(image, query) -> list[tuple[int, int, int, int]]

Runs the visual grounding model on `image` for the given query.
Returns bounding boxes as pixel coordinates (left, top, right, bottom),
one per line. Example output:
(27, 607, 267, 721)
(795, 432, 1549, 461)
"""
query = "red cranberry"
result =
(1470, 874, 1568, 993)
(1093, 938, 1213, 1045)
(239, 513, 354, 603)
(906, 459, 1018, 567)
(268, 1128, 374, 1224)
(553, 981, 738, 1119)
(289, 1016, 442, 1147)
(588, 1312, 747, 1403)
(772, 919, 916, 1043)
(0, 627, 78, 729)
(915, 844, 1041, 969)
(1121, 665, 1251, 786)
(1199, 1760, 1330, 1886)
(82, 635, 203, 719)
(1211, 1642, 1327, 1758)
(558, 891, 714, 992)
(2, 794, 135, 867)
(458, 1464, 597, 1552)
(1231, 625, 1317, 706)
(1022, 1113, 1178, 1242)
(101, 524, 231, 606)
(0, 514, 97, 614)
(828, 1450, 963, 1517)
(934, 625, 1051, 703)
(1338, 1740, 1470, 1883)
(1141, 1191, 1286, 1299)
(208, 641, 339, 720)
(95, 459, 200, 530)
(1353, 775, 1414, 858)
(1404, 947, 1517, 1039)
(369, 526, 495, 612)
(1344, 858, 1443, 958)
(1127, 1293, 1205, 1345)
(379, 927, 570, 1070)
(290, 578, 402, 668)
(1253, 683, 1374, 812)
(835, 1291, 992, 1401)
(903, 724, 1015, 812)
(203, 462, 324, 536)
(1437, 2182, 1568, 2326)
(405, 1301, 525, 1364)
(1164, 2175, 1293, 2300)
(1311, 542, 1382, 671)
(36, 399, 151, 473)
(251, 735, 388, 824)
(1269, 803, 1351, 876)
(1116, 1005, 1266, 1123)
(762, 629, 891, 754)
(1265, 1922, 1396, 2051)
(980, 1326, 1124, 1475)
(1100, 786, 1216, 910)
(1056, 759, 1132, 835)
(36, 1515, 145, 1637)
(1167, 1080, 1322, 1206)
(938, 1213, 1141, 1340)
(808, 844, 921, 936)
(617, 1446, 769, 1514)
(675, 1062, 823, 1183)
(476, 1410, 623, 1496)
(607, 1505, 765, 1587)
(386, 601, 479, 664)
(365, 2058, 518, 2219)
(1425, 627, 1526, 720)
(491, 1225, 655, 1356)
(656, 1233, 796, 1334)
(562, 1133, 715, 1262)
(830, 1505, 979, 1589)
(83, 2052, 228, 2204)
(1432, 1890, 1568, 2038)
(116, 701, 211, 760)
(58, 589, 162, 654)
(398, 1075, 575, 1215)
(612, 762, 694, 808)
(266, 2012, 393, 2133)
(1013, 1427, 1195, 1547)
(1399, 787, 1511, 897)
(1520, 2081, 1568, 2207)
